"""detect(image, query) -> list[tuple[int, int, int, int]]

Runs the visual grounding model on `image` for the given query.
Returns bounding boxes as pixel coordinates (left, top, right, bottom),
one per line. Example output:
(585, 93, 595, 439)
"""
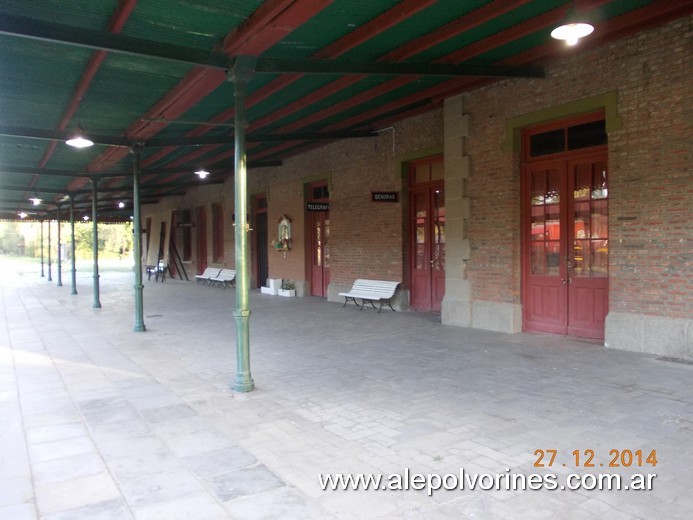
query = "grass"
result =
(0, 254, 135, 274)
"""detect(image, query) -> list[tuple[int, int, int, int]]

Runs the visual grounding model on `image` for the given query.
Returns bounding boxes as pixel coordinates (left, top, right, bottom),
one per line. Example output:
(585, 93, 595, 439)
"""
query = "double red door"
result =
(522, 153, 609, 339)
(410, 176, 445, 312)
(310, 211, 330, 297)
(309, 182, 330, 297)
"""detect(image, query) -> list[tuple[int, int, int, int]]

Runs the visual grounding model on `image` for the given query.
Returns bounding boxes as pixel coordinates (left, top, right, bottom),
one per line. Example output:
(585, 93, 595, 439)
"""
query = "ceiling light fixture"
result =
(551, 21, 594, 46)
(18, 211, 28, 219)
(118, 201, 125, 208)
(82, 215, 90, 221)
(30, 197, 42, 205)
(195, 168, 210, 179)
(66, 125, 94, 148)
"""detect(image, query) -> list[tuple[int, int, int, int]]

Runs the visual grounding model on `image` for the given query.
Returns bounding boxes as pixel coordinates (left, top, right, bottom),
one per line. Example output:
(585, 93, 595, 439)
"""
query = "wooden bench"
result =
(208, 268, 236, 288)
(194, 267, 222, 285)
(339, 279, 400, 312)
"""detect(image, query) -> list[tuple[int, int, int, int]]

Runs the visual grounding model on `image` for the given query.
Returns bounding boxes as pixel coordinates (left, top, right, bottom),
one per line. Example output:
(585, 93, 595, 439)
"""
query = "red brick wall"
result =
(463, 16, 691, 319)
(258, 109, 443, 289)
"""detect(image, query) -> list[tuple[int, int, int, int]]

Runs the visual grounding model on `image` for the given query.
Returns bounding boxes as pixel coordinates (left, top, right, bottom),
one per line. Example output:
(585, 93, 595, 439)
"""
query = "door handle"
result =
(561, 278, 572, 285)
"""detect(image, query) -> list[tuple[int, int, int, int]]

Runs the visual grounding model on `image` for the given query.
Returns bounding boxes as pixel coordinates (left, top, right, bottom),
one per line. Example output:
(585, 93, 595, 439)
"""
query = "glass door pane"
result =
(529, 168, 561, 275)
(414, 191, 427, 270)
(433, 189, 445, 271)
(572, 162, 608, 278)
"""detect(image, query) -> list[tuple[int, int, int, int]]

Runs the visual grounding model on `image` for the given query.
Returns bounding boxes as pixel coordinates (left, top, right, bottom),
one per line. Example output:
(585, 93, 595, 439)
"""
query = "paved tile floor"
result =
(1, 258, 692, 519)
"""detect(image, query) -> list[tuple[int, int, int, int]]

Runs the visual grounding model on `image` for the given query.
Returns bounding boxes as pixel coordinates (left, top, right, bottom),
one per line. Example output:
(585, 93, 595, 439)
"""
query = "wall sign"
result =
(306, 202, 330, 211)
(372, 191, 399, 202)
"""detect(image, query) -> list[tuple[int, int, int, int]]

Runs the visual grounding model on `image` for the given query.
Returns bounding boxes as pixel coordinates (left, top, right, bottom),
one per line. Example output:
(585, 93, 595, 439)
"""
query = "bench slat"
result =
(339, 279, 400, 312)
(207, 269, 236, 288)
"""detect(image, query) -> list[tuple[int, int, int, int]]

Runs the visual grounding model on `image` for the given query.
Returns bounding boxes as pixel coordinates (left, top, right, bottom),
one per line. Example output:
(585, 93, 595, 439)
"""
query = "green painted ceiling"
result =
(0, 0, 687, 220)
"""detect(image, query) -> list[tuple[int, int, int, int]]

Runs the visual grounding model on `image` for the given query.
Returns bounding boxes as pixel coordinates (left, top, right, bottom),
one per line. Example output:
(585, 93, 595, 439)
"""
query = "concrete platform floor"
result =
(1, 258, 692, 519)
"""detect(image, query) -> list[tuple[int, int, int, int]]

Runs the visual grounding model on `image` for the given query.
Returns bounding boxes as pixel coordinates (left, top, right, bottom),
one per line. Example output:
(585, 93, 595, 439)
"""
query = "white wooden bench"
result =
(194, 267, 222, 285)
(339, 279, 400, 312)
(208, 268, 236, 288)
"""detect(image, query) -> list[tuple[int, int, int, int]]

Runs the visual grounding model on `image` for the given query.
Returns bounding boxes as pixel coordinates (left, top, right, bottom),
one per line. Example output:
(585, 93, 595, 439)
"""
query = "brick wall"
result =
(143, 16, 690, 325)
(463, 16, 692, 320)
(256, 109, 443, 291)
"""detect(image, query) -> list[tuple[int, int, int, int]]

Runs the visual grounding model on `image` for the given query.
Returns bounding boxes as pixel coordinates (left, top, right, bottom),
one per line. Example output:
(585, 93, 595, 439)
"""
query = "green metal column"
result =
(40, 219, 44, 277)
(69, 195, 77, 295)
(56, 205, 62, 287)
(91, 178, 101, 308)
(229, 56, 256, 393)
(47, 218, 52, 282)
(131, 145, 146, 332)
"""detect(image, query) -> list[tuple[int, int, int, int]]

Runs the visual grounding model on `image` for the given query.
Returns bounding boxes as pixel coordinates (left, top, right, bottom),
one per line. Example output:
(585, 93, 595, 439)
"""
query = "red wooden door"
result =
(309, 182, 330, 297)
(410, 160, 445, 312)
(523, 160, 569, 334)
(522, 153, 609, 339)
(196, 206, 207, 274)
(310, 211, 330, 297)
(566, 156, 609, 338)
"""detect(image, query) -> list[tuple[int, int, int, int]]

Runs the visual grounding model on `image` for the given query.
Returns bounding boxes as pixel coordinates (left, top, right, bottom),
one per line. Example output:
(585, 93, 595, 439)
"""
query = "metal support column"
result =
(47, 218, 52, 282)
(229, 56, 256, 392)
(131, 145, 146, 332)
(69, 195, 77, 295)
(40, 219, 44, 277)
(56, 205, 62, 287)
(91, 178, 101, 308)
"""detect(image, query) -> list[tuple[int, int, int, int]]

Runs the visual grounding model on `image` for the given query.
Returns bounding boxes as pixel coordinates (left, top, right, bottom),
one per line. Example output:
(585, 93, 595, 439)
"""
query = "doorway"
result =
(195, 206, 207, 275)
(253, 195, 269, 289)
(308, 181, 330, 297)
(522, 113, 609, 340)
(409, 157, 445, 312)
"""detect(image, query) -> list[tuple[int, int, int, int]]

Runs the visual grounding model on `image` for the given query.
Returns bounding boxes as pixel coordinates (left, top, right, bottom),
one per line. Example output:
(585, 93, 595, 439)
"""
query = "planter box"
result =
(278, 289, 295, 297)
(260, 286, 277, 295)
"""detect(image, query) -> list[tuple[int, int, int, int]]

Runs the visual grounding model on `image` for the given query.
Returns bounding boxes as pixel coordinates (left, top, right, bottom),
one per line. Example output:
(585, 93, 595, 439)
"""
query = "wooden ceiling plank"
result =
(313, 0, 437, 59)
(36, 0, 138, 193)
(152, 0, 443, 168)
(279, 76, 416, 133)
(223, 0, 332, 56)
(139, 74, 301, 169)
(249, 75, 364, 132)
(382, 0, 534, 62)
(85, 0, 333, 178)
(583, 0, 693, 47)
(243, 1, 550, 139)
(147, 0, 436, 169)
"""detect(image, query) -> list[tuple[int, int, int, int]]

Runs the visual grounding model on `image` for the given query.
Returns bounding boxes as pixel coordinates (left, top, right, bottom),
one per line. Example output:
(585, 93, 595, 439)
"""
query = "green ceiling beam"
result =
(0, 181, 209, 196)
(0, 14, 544, 79)
(0, 124, 374, 149)
(145, 130, 377, 147)
(254, 58, 544, 78)
(0, 125, 130, 148)
(0, 161, 281, 179)
(0, 14, 228, 70)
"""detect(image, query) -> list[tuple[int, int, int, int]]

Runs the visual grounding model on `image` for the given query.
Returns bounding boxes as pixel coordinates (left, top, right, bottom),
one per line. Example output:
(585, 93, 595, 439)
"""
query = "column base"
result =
(233, 377, 255, 393)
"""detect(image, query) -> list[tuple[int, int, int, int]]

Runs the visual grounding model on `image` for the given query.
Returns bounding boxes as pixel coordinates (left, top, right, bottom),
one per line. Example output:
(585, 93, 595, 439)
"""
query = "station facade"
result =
(143, 17, 692, 359)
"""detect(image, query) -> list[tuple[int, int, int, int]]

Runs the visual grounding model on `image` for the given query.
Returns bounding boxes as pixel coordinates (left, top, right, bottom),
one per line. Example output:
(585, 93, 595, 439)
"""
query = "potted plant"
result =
(278, 279, 296, 297)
